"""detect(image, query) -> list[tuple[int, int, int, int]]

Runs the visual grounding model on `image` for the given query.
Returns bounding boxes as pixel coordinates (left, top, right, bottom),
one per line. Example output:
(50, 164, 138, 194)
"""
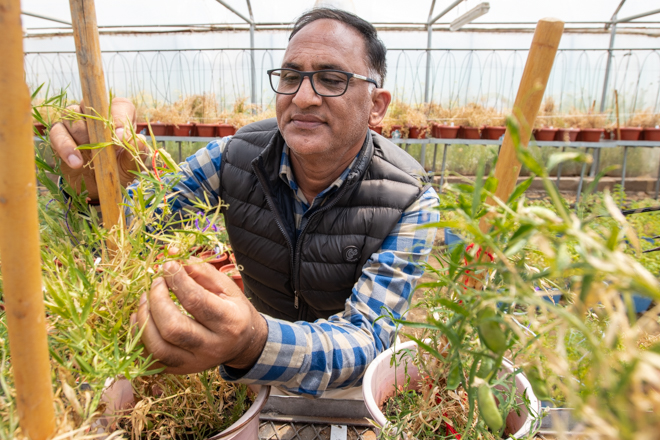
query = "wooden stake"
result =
(0, 1, 56, 438)
(69, 0, 124, 240)
(480, 18, 564, 233)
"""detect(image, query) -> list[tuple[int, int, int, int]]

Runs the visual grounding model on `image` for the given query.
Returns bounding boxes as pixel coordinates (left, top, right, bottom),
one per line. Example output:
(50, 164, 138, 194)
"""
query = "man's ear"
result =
(368, 88, 392, 127)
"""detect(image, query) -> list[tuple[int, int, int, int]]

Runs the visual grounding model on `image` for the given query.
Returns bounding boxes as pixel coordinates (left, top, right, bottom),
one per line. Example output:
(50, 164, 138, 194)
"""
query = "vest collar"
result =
(252, 128, 376, 191)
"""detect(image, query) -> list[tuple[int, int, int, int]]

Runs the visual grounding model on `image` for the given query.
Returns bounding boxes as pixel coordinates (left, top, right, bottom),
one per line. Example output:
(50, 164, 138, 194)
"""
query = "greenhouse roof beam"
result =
(429, 0, 464, 25)
(607, 7, 660, 29)
(21, 11, 70, 26)
(214, 0, 253, 25)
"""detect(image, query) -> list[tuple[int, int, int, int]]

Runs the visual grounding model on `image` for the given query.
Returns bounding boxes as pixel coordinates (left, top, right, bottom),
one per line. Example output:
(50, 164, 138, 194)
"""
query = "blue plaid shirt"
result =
(131, 135, 439, 397)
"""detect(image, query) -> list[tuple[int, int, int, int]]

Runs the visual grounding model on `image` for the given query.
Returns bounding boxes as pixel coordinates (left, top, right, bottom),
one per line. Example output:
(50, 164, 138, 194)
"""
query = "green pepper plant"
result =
(382, 117, 660, 439)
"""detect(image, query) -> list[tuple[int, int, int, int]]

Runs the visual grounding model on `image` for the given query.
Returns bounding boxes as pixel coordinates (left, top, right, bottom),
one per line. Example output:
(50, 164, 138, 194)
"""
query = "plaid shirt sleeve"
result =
(219, 186, 440, 397)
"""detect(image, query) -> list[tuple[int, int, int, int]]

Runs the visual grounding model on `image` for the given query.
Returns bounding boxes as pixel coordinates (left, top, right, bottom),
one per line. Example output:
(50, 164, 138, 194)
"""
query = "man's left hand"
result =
(135, 257, 268, 374)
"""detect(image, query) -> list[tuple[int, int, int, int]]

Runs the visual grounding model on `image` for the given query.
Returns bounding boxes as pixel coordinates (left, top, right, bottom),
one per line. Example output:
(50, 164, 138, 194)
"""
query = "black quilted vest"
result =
(220, 118, 431, 322)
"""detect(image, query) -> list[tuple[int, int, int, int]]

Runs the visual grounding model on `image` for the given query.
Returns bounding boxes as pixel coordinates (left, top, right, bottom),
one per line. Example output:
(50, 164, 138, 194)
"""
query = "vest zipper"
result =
(252, 161, 297, 308)
(292, 171, 360, 320)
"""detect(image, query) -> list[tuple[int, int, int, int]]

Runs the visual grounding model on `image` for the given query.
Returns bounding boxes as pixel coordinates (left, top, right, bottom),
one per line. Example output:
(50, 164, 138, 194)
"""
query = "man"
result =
(50, 8, 439, 397)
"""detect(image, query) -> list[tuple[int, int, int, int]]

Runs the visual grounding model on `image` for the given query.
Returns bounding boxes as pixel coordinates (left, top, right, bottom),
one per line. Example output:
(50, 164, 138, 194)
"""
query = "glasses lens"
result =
(313, 71, 349, 96)
(271, 69, 301, 94)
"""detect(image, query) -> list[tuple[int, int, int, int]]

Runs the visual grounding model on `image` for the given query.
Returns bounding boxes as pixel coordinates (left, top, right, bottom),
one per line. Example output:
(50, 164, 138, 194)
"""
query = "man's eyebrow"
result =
(280, 62, 347, 71)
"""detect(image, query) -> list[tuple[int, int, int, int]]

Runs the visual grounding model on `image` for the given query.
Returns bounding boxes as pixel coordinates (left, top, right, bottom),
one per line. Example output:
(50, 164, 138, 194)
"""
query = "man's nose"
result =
(292, 76, 322, 108)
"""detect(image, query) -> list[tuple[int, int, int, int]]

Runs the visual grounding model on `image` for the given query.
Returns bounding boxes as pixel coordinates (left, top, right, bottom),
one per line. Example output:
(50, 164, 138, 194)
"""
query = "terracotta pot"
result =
(198, 250, 231, 270)
(458, 126, 481, 139)
(388, 124, 403, 138)
(577, 128, 604, 142)
(532, 128, 558, 141)
(611, 127, 643, 141)
(220, 264, 244, 292)
(101, 378, 269, 439)
(362, 340, 540, 439)
(218, 124, 237, 137)
(196, 124, 217, 137)
(172, 123, 193, 137)
(370, 125, 383, 135)
(555, 128, 580, 142)
(148, 122, 169, 136)
(481, 126, 506, 140)
(135, 122, 148, 135)
(407, 125, 426, 139)
(33, 123, 46, 135)
(643, 128, 660, 141)
(433, 124, 460, 139)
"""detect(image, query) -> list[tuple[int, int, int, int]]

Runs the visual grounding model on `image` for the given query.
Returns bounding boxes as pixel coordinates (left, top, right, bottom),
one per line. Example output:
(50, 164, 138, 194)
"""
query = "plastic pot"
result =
(577, 128, 604, 142)
(198, 249, 231, 270)
(172, 123, 193, 137)
(458, 126, 481, 139)
(407, 125, 427, 139)
(218, 124, 237, 137)
(532, 128, 558, 141)
(444, 227, 464, 252)
(632, 294, 653, 313)
(555, 128, 580, 142)
(136, 122, 148, 135)
(220, 264, 244, 292)
(610, 127, 643, 141)
(370, 125, 383, 135)
(147, 122, 169, 136)
(33, 123, 46, 135)
(388, 124, 403, 138)
(196, 124, 217, 137)
(101, 378, 270, 440)
(642, 128, 660, 141)
(481, 126, 506, 140)
(433, 124, 460, 139)
(363, 340, 540, 439)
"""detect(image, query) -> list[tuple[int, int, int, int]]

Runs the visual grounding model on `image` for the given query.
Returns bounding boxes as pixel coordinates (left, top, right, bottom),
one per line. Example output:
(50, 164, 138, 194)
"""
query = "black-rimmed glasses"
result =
(267, 68, 379, 97)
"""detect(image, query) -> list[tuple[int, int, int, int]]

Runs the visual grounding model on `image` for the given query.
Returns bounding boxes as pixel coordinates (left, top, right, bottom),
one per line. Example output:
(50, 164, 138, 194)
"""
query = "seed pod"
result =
(476, 357, 495, 379)
(524, 365, 551, 400)
(477, 383, 503, 433)
(446, 364, 461, 390)
(477, 308, 508, 354)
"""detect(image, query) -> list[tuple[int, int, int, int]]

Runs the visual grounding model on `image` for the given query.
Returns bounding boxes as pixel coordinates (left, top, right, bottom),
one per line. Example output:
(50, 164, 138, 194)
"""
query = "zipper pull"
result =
(294, 291, 299, 309)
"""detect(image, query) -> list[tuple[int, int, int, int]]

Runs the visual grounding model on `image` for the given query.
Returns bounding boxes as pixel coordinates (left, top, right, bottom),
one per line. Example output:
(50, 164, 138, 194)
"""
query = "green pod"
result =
(524, 365, 551, 400)
(476, 357, 495, 379)
(477, 383, 503, 433)
(446, 364, 461, 390)
(477, 308, 508, 354)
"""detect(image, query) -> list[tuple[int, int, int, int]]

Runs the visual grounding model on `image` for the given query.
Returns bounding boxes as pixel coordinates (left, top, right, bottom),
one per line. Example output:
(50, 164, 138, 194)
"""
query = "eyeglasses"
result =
(267, 68, 379, 97)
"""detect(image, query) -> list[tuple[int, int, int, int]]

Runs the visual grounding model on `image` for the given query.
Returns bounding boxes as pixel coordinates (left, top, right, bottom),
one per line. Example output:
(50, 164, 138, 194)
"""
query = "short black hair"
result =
(289, 8, 387, 88)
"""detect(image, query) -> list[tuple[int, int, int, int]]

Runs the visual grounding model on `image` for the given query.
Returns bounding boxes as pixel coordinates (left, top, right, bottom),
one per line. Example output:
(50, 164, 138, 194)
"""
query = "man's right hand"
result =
(50, 97, 148, 201)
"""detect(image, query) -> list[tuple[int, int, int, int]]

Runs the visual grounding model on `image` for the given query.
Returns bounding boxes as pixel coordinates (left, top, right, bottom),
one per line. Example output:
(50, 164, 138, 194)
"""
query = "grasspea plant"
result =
(382, 118, 660, 439)
(0, 92, 250, 439)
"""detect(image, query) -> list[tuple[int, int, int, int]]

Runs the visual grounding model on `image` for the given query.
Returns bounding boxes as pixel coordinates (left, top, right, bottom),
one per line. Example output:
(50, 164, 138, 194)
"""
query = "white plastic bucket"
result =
(362, 340, 540, 439)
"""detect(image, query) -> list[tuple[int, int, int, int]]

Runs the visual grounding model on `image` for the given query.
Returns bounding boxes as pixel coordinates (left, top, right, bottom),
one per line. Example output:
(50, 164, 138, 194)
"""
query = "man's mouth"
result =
(290, 115, 325, 129)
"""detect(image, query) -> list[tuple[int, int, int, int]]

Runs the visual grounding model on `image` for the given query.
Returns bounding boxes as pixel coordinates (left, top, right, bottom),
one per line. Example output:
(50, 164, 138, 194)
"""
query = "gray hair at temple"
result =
(289, 7, 387, 89)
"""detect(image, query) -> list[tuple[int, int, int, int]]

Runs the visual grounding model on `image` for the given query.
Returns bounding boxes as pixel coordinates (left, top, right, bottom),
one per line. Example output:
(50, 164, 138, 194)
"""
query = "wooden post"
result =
(0, 1, 56, 438)
(69, 0, 124, 238)
(480, 18, 564, 233)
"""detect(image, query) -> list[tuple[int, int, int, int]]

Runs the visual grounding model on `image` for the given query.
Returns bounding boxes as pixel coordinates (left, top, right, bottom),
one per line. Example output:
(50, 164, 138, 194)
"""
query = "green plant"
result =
(384, 117, 660, 439)
(0, 92, 250, 439)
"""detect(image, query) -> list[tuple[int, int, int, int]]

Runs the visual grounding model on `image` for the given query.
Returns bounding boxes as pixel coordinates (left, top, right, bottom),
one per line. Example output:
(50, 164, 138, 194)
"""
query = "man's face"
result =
(276, 19, 375, 160)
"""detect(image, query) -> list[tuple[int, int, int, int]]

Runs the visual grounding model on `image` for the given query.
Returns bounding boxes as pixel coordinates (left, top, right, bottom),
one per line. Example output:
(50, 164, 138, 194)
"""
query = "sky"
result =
(19, 0, 660, 29)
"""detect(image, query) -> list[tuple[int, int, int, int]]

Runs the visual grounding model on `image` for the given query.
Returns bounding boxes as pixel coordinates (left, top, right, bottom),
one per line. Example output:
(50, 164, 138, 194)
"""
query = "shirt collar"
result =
(279, 144, 357, 206)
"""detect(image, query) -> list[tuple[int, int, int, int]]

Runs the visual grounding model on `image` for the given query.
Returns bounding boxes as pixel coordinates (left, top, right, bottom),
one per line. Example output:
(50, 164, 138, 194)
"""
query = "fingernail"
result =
(163, 261, 178, 274)
(139, 293, 147, 306)
(67, 154, 82, 168)
(116, 127, 124, 139)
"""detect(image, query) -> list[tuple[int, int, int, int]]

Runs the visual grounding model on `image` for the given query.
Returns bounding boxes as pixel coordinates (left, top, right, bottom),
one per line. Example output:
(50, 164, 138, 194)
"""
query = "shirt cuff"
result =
(218, 315, 306, 384)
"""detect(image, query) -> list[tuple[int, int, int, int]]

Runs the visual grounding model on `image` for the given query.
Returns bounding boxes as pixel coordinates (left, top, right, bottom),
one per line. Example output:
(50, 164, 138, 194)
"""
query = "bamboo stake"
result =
(0, 1, 56, 438)
(69, 0, 124, 240)
(480, 18, 564, 233)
